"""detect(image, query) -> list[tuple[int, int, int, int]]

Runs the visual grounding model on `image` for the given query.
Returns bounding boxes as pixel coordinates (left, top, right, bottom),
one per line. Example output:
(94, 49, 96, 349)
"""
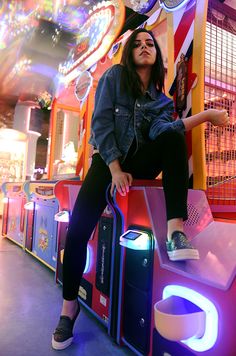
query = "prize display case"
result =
(48, 102, 92, 181)
(50, 106, 81, 179)
(0, 128, 27, 215)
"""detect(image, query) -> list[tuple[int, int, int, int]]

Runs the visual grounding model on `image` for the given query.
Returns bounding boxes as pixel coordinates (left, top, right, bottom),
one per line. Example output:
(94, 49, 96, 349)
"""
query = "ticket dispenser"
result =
(111, 182, 236, 356)
(54, 180, 121, 339)
(120, 227, 154, 354)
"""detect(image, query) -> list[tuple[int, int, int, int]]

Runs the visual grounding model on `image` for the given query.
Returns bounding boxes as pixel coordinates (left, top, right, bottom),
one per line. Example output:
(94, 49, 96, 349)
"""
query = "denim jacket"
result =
(89, 64, 185, 166)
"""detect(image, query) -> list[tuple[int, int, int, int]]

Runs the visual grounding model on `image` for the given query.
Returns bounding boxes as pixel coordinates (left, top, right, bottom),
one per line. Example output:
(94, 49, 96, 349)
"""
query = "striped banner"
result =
(169, 0, 197, 183)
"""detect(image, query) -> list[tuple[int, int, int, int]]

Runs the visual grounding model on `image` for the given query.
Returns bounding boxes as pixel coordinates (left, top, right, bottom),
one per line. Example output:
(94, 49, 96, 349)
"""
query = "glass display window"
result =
(49, 104, 83, 180)
(0, 128, 27, 215)
(0, 128, 27, 183)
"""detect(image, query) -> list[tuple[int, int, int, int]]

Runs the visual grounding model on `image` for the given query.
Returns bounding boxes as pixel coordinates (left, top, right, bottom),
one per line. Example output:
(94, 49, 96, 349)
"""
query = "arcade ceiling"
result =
(0, 0, 234, 111)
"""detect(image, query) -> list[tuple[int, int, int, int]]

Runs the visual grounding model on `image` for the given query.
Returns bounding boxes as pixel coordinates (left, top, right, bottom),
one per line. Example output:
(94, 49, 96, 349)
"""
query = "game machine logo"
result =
(59, 0, 125, 82)
(128, 0, 157, 14)
(75, 70, 93, 104)
(159, 0, 191, 12)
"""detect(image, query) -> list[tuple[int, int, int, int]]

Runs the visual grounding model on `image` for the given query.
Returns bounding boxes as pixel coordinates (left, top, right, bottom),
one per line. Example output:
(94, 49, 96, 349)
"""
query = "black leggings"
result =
(63, 130, 189, 300)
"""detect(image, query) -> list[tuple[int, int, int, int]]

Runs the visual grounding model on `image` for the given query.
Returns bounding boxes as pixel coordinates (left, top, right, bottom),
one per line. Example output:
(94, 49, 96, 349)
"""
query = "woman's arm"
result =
(182, 109, 229, 131)
(91, 66, 122, 165)
(148, 89, 229, 140)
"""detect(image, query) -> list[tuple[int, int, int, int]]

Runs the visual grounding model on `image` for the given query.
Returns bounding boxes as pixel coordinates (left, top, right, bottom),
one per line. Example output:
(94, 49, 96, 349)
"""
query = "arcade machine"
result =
(111, 183, 236, 356)
(108, 0, 236, 355)
(0, 128, 27, 247)
(1, 182, 26, 248)
(40, 78, 91, 273)
(24, 181, 59, 271)
(30, 60, 89, 273)
(1, 103, 45, 247)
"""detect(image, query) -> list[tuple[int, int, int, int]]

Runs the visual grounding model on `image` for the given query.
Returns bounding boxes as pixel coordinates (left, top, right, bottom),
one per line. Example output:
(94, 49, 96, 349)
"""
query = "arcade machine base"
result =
(111, 183, 236, 356)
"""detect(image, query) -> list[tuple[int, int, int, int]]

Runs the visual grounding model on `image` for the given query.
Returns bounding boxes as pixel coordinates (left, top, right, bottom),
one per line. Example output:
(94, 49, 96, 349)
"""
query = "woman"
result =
(52, 28, 229, 350)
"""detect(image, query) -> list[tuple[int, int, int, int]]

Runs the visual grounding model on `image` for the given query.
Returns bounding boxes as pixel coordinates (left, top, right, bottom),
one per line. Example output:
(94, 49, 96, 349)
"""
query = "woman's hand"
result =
(182, 108, 230, 132)
(109, 159, 133, 196)
(111, 171, 133, 196)
(206, 109, 230, 127)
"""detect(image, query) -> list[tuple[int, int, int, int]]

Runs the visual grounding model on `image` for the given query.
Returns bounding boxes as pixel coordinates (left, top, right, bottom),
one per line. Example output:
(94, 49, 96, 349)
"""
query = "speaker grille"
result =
(184, 203, 200, 226)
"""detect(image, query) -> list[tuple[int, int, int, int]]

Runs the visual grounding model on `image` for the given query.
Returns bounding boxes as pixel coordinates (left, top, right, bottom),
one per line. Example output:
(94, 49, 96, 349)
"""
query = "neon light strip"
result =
(163, 285, 218, 352)
(84, 246, 91, 274)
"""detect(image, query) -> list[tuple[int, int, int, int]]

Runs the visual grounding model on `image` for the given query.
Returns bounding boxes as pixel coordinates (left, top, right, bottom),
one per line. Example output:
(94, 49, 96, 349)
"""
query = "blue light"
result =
(162, 285, 218, 352)
(84, 246, 91, 274)
(54, 210, 69, 222)
(24, 202, 34, 210)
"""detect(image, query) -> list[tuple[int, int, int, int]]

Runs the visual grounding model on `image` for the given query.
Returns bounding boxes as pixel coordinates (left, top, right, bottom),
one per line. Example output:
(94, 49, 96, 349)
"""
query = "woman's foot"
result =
(166, 231, 199, 261)
(52, 300, 80, 350)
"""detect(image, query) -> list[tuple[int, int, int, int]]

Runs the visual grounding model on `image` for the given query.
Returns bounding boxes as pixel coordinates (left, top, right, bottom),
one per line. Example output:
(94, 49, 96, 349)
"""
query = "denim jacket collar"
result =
(145, 82, 158, 100)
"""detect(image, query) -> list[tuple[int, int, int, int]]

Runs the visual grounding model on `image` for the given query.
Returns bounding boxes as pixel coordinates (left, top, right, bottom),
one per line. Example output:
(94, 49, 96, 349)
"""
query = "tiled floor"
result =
(0, 236, 134, 356)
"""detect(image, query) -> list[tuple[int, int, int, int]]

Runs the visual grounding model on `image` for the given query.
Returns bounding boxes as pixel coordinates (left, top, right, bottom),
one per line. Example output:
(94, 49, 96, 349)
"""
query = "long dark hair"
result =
(120, 28, 165, 98)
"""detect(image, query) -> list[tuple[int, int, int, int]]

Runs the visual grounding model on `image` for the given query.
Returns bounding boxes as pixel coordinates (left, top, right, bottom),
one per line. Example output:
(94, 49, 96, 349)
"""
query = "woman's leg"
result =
(52, 154, 112, 350)
(62, 153, 112, 301)
(123, 130, 189, 222)
(123, 130, 199, 261)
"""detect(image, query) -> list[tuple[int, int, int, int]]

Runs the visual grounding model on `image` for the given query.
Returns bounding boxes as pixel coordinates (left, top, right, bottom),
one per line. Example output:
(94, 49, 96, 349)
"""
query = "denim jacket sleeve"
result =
(90, 66, 122, 165)
(148, 98, 185, 140)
